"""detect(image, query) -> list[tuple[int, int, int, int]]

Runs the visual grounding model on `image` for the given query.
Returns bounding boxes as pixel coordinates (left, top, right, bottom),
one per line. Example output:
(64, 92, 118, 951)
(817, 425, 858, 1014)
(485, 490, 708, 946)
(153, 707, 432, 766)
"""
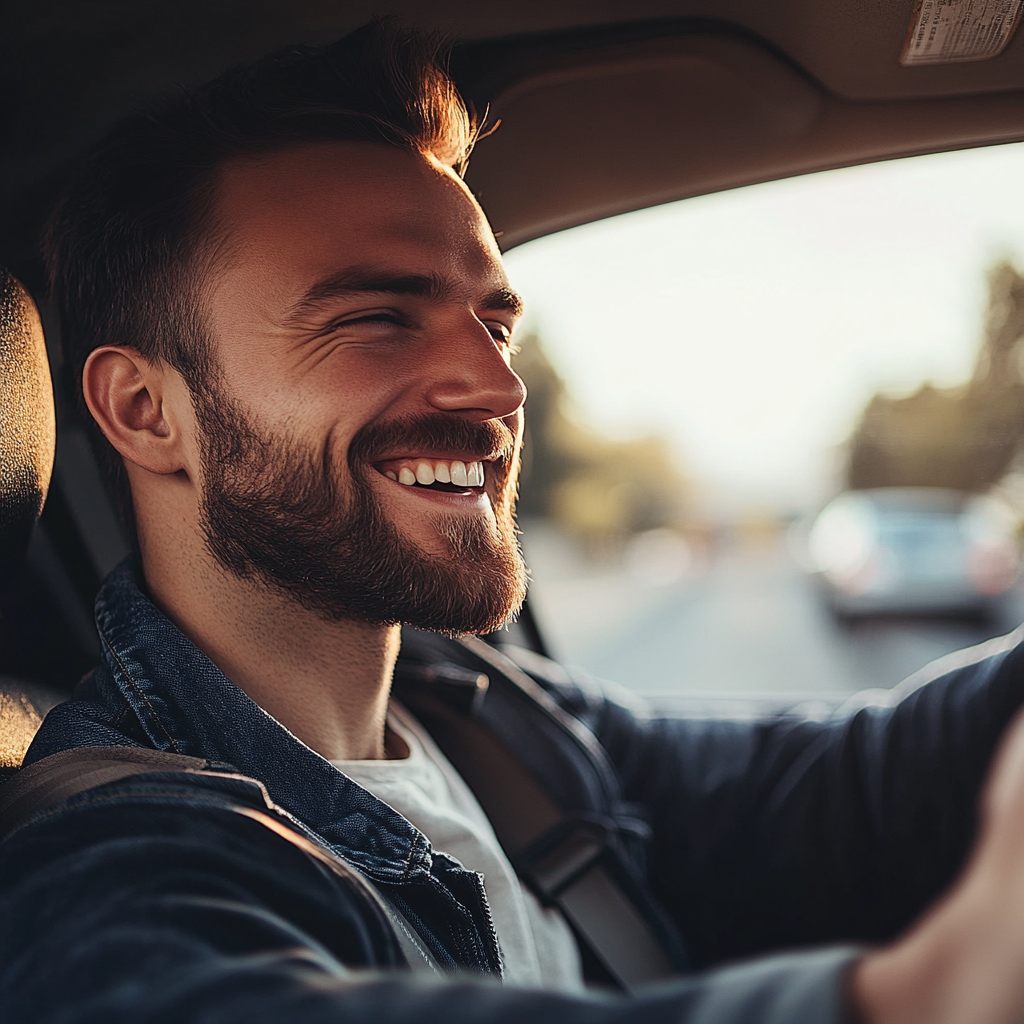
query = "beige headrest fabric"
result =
(0, 269, 55, 590)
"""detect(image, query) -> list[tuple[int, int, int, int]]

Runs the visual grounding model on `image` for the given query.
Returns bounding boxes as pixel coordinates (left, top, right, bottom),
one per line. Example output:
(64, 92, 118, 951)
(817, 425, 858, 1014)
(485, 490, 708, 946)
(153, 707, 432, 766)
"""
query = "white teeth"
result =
(390, 460, 483, 489)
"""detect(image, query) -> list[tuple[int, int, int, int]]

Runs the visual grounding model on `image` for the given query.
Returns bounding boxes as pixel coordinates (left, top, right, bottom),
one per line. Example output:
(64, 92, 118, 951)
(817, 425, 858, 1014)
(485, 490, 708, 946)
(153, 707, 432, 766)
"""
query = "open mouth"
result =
(375, 458, 486, 494)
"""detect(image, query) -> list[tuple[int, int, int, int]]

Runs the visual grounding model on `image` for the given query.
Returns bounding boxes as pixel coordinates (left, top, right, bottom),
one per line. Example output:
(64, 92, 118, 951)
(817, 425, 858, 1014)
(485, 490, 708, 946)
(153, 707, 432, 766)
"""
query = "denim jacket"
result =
(4, 558, 1022, 1022)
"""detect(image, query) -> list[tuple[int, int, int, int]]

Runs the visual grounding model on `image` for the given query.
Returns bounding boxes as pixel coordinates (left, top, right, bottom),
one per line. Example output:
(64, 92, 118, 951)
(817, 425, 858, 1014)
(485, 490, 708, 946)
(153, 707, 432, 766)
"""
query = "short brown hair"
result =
(45, 19, 480, 535)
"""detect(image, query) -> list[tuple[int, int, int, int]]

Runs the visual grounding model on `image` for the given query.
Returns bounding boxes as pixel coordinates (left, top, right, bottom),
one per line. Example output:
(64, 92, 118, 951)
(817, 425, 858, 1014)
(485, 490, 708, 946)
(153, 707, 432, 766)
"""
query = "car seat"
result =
(0, 267, 57, 774)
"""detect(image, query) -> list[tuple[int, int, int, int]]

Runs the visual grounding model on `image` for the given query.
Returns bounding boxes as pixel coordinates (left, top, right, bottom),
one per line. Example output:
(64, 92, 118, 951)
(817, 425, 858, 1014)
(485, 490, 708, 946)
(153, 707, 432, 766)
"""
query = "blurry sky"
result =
(503, 141, 1024, 515)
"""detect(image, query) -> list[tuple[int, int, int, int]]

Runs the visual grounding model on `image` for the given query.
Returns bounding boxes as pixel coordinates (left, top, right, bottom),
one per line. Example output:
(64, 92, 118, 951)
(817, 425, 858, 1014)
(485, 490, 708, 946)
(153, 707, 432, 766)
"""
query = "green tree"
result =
(847, 261, 1024, 492)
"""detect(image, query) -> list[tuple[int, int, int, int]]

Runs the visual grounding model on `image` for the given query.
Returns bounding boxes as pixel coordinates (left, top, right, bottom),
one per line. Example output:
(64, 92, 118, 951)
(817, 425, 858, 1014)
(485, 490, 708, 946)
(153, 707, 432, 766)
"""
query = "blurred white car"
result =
(806, 488, 1020, 620)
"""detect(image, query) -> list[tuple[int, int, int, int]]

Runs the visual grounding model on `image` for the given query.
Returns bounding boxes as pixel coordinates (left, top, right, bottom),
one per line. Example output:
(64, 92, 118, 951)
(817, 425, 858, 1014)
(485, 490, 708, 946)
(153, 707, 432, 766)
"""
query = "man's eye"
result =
(485, 322, 515, 347)
(337, 312, 406, 328)
(321, 312, 411, 338)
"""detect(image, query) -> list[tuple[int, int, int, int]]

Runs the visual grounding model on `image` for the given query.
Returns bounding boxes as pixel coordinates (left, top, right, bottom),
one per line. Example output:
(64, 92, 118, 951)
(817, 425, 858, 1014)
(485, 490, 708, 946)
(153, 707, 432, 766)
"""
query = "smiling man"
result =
(86, 139, 529, 762)
(11, 18, 1024, 1024)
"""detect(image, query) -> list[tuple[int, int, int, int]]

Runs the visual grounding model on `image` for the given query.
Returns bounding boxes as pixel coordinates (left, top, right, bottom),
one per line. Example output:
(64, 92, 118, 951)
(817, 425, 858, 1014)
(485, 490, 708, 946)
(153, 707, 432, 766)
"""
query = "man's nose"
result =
(422, 319, 527, 421)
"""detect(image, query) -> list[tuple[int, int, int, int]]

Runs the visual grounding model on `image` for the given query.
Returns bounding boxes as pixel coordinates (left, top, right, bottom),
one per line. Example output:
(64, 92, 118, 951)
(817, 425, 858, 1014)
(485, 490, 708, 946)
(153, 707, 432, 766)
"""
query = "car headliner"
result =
(3, 0, 1024, 274)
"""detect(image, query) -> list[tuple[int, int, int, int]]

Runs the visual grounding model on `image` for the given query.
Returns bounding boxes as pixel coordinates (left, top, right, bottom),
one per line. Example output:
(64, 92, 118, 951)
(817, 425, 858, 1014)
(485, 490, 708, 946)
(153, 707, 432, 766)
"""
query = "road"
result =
(522, 528, 1024, 701)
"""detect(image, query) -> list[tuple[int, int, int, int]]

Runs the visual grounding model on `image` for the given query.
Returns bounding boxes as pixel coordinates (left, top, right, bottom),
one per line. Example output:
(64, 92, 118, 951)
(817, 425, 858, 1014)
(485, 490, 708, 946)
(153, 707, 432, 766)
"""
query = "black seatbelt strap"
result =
(394, 636, 684, 991)
(0, 745, 441, 977)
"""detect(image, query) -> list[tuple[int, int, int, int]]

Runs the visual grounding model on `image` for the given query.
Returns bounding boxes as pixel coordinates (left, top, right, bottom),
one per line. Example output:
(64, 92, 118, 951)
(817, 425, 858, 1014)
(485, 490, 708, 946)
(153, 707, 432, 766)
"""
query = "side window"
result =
(505, 142, 1024, 702)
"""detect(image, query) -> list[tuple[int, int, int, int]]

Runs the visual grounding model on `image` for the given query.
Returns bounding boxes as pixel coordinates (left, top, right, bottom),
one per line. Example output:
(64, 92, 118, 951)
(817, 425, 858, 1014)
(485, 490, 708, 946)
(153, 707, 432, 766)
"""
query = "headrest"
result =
(0, 269, 55, 592)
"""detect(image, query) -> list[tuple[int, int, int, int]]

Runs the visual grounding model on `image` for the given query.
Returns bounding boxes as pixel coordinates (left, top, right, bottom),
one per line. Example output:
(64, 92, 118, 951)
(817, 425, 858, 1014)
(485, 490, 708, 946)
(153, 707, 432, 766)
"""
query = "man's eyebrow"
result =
(480, 287, 525, 319)
(283, 270, 445, 325)
(282, 269, 523, 325)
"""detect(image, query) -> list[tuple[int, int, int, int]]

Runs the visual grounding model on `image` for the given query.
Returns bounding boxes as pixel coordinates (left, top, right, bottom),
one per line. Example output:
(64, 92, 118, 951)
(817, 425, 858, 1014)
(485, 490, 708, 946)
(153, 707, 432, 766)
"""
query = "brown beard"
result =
(192, 392, 527, 634)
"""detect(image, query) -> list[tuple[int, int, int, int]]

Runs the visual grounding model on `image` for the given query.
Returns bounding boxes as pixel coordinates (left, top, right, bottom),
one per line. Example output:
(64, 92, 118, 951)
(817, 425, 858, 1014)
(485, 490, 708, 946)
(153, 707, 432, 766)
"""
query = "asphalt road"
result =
(525, 532, 1024, 701)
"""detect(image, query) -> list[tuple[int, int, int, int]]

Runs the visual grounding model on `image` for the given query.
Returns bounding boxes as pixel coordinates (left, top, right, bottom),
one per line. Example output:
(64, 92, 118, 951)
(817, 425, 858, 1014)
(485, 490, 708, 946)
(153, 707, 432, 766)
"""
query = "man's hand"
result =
(854, 707, 1024, 1023)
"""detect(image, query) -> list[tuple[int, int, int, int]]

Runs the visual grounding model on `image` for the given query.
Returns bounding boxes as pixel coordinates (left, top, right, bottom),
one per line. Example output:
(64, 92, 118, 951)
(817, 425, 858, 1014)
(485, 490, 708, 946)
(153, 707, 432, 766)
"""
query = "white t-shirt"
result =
(331, 703, 584, 991)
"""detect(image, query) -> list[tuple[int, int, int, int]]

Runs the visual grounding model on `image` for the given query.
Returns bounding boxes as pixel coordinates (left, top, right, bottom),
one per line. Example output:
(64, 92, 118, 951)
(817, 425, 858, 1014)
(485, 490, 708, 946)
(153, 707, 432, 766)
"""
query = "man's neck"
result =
(140, 531, 401, 762)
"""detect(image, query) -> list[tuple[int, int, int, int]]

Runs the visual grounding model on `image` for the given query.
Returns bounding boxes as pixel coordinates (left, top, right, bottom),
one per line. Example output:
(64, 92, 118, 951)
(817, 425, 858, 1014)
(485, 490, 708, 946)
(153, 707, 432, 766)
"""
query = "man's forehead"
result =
(207, 141, 509, 314)
(213, 141, 488, 239)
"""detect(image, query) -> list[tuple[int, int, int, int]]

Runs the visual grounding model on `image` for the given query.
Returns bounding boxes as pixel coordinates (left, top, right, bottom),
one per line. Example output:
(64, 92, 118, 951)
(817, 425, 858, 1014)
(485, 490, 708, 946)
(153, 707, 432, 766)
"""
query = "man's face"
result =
(192, 142, 528, 633)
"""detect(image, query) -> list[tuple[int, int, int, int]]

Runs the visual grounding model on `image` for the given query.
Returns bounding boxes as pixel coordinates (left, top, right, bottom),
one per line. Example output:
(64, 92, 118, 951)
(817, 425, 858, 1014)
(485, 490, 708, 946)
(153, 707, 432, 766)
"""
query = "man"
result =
(5, 19, 1024, 1023)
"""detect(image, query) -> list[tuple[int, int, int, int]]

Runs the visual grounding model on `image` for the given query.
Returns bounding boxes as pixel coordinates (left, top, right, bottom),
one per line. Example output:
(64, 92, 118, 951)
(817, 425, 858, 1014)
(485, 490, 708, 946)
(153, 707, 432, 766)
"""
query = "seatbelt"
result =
(0, 745, 441, 977)
(393, 636, 685, 991)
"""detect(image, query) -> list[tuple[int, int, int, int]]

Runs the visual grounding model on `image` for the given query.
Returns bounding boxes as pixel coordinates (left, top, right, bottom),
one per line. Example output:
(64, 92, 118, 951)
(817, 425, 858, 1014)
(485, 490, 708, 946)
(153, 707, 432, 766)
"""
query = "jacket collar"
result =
(93, 559, 432, 884)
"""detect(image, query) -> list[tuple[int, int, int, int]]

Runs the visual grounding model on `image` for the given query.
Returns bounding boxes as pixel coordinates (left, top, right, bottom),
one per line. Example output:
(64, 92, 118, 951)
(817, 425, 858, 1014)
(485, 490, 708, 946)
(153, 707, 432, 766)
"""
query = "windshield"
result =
(503, 142, 1024, 702)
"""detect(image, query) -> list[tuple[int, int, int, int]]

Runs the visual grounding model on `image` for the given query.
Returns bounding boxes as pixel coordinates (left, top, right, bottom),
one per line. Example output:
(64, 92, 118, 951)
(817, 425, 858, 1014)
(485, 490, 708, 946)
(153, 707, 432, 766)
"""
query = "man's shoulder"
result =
(22, 665, 148, 767)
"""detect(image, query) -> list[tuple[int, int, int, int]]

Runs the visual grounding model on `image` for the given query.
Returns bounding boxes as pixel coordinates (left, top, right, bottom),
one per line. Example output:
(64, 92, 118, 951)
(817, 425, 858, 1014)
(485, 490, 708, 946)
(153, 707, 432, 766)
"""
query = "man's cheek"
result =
(343, 461, 379, 503)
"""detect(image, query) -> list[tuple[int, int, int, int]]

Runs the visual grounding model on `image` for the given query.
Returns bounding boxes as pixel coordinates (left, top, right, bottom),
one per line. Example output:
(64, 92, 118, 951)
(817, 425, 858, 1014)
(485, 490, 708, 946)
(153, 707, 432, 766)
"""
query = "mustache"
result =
(347, 414, 519, 469)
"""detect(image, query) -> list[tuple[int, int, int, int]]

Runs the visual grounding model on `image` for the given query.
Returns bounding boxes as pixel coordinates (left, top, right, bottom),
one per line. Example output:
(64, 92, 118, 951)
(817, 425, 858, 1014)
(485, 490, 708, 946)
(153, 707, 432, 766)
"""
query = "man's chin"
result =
(397, 519, 528, 635)
(387, 516, 497, 562)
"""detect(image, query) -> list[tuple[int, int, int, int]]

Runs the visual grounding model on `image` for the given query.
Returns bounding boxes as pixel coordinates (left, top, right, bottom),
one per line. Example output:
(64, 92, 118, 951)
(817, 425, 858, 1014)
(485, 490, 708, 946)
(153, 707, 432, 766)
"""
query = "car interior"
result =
(2, 0, 1024, 770)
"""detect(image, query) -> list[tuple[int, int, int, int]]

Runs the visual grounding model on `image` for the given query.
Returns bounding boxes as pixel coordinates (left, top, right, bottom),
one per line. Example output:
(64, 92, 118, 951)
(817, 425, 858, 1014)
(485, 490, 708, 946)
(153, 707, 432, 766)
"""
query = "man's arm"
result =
(506, 638, 1024, 1022)
(12, 712, 1024, 1020)
(0, 771, 858, 1024)
(854, 705, 1024, 1024)
(506, 631, 1024, 967)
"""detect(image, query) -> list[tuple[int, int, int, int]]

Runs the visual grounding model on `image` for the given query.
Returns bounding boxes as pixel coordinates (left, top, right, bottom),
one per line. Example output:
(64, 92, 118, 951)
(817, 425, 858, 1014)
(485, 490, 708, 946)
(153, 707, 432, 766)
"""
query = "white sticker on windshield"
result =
(901, 0, 1023, 65)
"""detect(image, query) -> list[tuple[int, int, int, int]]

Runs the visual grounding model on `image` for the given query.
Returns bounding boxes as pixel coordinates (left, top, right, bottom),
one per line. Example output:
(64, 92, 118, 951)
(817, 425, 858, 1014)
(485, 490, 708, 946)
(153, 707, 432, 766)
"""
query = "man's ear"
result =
(82, 346, 193, 477)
